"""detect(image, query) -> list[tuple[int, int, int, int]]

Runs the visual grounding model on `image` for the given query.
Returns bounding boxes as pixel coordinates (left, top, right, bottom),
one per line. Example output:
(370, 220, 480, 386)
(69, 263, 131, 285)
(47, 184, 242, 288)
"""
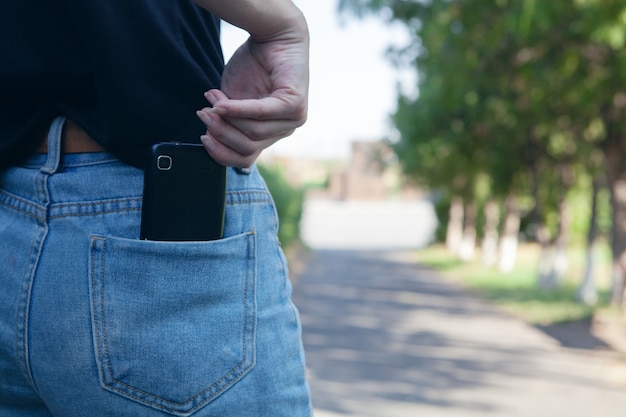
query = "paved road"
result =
(300, 199, 437, 250)
(291, 249, 626, 417)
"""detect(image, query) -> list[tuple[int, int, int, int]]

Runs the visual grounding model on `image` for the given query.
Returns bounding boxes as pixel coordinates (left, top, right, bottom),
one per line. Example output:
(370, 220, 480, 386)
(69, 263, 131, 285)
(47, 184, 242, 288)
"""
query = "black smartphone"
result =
(140, 142, 227, 241)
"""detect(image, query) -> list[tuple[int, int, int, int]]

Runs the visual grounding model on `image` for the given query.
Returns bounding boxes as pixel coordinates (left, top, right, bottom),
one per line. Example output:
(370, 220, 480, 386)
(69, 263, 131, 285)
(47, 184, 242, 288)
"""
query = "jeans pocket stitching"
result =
(88, 232, 257, 416)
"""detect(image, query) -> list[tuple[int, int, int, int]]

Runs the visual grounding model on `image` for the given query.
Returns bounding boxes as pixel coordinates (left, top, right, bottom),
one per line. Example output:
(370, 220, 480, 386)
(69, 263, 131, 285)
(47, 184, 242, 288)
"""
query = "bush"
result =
(258, 164, 305, 249)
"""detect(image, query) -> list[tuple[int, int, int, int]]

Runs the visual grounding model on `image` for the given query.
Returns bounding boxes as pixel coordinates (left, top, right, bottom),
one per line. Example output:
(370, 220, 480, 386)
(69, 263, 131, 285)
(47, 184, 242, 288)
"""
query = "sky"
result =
(220, 0, 412, 160)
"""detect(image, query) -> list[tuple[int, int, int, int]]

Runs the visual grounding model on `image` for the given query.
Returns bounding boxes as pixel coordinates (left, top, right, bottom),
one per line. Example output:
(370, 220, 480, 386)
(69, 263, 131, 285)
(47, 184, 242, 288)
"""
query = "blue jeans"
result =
(0, 118, 311, 416)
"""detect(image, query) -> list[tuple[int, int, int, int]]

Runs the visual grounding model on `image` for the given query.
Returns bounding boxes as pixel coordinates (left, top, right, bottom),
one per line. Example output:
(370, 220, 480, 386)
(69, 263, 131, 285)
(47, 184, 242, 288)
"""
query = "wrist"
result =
(194, 0, 308, 44)
(248, 7, 309, 45)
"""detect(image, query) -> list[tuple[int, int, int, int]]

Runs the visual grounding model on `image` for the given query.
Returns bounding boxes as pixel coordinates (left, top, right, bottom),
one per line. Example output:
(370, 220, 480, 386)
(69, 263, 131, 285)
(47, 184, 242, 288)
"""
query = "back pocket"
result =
(88, 231, 256, 416)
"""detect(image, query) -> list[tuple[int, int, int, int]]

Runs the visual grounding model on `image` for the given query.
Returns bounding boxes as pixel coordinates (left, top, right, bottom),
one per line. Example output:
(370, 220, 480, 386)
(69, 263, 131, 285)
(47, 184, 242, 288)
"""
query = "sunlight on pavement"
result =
(301, 199, 437, 250)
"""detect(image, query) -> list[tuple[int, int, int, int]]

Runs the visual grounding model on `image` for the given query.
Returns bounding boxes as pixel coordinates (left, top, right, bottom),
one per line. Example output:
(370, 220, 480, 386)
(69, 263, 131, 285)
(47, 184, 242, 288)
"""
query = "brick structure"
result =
(326, 141, 421, 201)
(261, 140, 422, 202)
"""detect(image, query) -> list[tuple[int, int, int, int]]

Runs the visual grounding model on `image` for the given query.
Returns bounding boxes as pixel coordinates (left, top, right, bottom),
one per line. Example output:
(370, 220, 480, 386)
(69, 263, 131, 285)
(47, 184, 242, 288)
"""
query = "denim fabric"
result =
(0, 117, 311, 416)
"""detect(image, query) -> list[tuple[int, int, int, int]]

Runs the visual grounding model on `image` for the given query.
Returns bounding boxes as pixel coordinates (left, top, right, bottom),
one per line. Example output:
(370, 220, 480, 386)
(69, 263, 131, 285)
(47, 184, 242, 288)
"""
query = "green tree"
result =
(339, 0, 626, 306)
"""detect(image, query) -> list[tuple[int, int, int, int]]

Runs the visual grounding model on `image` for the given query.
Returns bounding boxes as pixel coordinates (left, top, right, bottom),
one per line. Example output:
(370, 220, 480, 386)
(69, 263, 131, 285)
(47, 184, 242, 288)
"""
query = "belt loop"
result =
(40, 116, 67, 175)
(235, 167, 252, 175)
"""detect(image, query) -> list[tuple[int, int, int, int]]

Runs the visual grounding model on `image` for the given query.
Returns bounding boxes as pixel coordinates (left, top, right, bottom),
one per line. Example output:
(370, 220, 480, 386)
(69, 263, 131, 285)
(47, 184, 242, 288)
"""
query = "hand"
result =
(196, 26, 309, 167)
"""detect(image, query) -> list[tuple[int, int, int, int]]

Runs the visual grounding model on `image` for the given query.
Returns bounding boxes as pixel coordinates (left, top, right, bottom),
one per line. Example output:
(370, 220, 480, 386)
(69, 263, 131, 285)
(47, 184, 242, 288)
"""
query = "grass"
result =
(416, 243, 613, 325)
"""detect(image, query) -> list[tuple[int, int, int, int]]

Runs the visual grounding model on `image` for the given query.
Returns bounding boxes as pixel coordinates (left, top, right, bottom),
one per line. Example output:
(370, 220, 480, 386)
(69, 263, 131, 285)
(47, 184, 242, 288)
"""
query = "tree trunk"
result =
(528, 159, 555, 288)
(547, 196, 570, 287)
(611, 262, 625, 308)
(458, 201, 477, 261)
(609, 177, 626, 307)
(482, 200, 500, 267)
(604, 138, 626, 308)
(498, 196, 520, 273)
(536, 223, 554, 289)
(538, 165, 573, 290)
(577, 176, 601, 305)
(446, 197, 464, 253)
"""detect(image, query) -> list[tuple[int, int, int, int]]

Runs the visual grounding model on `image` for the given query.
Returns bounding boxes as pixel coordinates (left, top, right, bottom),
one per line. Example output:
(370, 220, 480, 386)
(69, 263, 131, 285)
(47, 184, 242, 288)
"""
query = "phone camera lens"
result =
(157, 155, 172, 170)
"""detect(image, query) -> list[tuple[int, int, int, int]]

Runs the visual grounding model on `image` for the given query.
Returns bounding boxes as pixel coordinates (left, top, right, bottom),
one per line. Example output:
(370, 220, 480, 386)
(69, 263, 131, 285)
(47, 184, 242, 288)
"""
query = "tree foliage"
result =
(258, 164, 305, 249)
(339, 0, 626, 304)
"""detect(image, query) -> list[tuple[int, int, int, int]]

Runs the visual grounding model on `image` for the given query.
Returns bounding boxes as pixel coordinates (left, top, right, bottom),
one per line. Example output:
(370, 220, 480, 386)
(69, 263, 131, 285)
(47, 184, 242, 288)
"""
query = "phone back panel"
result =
(140, 143, 227, 241)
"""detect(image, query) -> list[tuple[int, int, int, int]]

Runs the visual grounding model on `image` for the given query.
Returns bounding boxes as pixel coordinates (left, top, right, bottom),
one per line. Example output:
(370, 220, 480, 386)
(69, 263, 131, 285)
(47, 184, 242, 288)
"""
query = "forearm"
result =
(193, 0, 308, 42)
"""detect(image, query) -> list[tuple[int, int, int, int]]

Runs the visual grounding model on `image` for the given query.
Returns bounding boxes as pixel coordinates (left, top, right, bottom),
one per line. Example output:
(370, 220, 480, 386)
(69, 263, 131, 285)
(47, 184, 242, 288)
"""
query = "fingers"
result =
(196, 89, 305, 167)
(200, 134, 263, 168)
(206, 89, 307, 132)
(196, 108, 282, 168)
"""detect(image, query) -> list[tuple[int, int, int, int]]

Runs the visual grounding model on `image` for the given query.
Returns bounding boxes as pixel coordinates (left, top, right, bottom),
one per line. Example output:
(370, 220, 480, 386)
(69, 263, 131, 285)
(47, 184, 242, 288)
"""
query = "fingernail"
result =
(204, 90, 216, 103)
(200, 135, 216, 152)
(208, 106, 226, 115)
(196, 110, 212, 126)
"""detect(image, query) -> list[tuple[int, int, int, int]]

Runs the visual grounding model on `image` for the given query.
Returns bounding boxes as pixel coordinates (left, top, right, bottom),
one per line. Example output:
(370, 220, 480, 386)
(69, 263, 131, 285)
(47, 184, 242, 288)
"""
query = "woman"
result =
(0, 0, 311, 415)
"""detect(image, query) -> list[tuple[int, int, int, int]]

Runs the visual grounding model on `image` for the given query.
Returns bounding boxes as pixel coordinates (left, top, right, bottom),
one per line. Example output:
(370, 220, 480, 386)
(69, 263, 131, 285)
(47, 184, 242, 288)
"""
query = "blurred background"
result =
(223, 1, 626, 415)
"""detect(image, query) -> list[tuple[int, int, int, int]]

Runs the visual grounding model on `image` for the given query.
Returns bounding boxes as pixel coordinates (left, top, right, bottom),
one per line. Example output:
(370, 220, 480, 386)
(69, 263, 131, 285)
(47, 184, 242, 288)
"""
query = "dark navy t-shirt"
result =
(0, 0, 224, 168)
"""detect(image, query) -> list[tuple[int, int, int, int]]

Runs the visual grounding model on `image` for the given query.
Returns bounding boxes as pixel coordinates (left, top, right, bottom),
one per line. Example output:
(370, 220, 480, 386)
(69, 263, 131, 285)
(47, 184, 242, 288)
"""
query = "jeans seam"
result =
(228, 199, 270, 205)
(14, 219, 48, 397)
(51, 198, 143, 209)
(14, 166, 53, 397)
(61, 157, 121, 167)
(0, 199, 45, 222)
(49, 207, 142, 220)
(0, 190, 46, 216)
(48, 197, 143, 219)
(89, 237, 107, 393)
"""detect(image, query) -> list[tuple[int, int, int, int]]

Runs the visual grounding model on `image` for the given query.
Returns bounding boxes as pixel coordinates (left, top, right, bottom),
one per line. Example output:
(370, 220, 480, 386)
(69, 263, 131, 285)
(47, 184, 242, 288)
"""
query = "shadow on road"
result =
(534, 319, 612, 351)
(292, 250, 626, 417)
